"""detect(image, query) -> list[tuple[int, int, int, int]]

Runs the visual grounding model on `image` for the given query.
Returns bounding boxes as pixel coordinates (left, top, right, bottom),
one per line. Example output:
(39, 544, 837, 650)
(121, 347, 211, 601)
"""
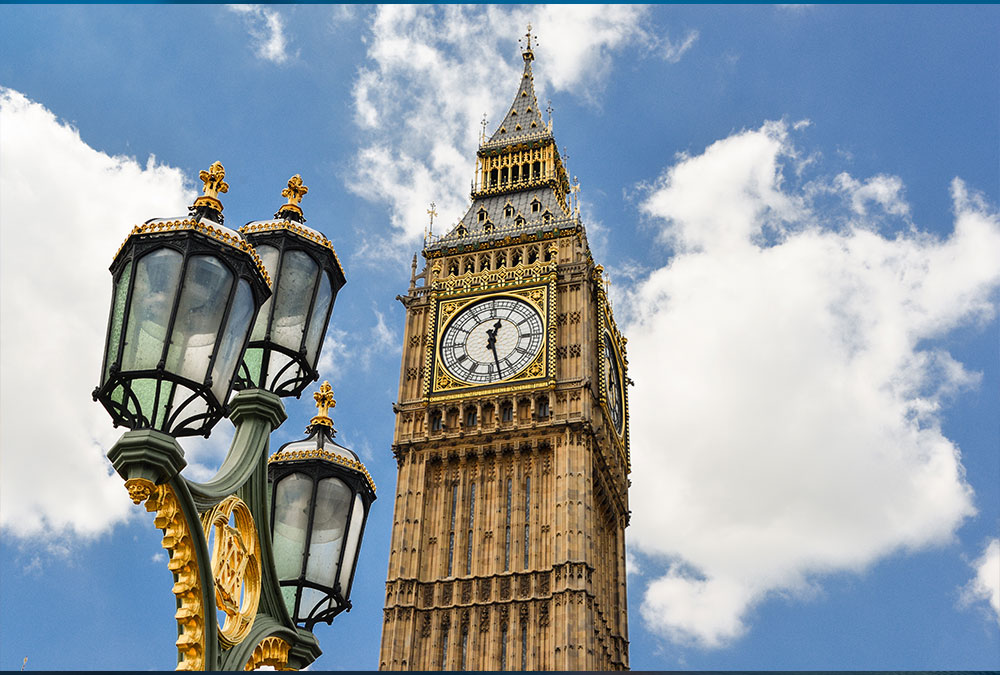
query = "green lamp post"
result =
(94, 165, 373, 671)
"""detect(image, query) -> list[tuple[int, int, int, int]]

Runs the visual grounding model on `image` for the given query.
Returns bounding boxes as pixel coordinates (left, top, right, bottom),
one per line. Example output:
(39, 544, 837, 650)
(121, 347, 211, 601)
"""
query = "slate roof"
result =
(483, 50, 552, 150)
(426, 47, 576, 253)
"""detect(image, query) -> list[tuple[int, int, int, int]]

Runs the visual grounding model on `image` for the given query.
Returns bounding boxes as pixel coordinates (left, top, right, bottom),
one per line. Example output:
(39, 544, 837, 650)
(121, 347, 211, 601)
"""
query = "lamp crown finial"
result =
(310, 381, 336, 429)
(199, 161, 229, 200)
(282, 174, 309, 207)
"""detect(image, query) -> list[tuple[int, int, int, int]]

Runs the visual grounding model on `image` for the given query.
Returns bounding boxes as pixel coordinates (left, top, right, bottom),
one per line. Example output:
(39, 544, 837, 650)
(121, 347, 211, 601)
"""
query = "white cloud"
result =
(963, 538, 1000, 625)
(228, 5, 292, 64)
(660, 29, 699, 63)
(349, 5, 650, 251)
(624, 120, 999, 648)
(0, 89, 196, 538)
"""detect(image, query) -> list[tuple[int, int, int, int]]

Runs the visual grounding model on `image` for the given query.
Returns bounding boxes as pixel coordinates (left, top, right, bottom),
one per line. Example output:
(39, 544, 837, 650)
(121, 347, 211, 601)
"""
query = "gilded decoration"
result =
(243, 636, 292, 671)
(428, 279, 552, 398)
(238, 220, 345, 280)
(124, 478, 206, 671)
(113, 219, 272, 288)
(193, 161, 229, 212)
(310, 380, 336, 429)
(200, 495, 261, 649)
(268, 447, 377, 495)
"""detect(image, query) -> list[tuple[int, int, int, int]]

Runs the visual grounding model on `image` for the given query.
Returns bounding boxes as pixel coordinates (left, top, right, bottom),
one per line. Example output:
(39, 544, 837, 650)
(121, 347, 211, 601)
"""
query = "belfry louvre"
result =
(379, 32, 631, 671)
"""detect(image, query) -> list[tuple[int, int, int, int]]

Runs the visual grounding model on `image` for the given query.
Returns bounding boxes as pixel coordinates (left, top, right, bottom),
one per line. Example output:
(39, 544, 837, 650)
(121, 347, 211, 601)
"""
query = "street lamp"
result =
(95, 164, 369, 671)
(93, 161, 271, 437)
(269, 381, 376, 630)
(235, 175, 347, 397)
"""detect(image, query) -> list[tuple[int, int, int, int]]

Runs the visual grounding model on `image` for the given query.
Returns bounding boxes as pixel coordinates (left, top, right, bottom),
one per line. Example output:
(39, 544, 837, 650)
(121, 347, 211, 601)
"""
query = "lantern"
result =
(268, 382, 375, 629)
(235, 175, 346, 398)
(94, 162, 272, 437)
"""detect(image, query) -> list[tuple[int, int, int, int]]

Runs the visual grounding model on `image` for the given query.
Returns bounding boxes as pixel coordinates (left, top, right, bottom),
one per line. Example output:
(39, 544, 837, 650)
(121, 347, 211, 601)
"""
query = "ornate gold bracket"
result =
(125, 478, 206, 671)
(201, 495, 262, 649)
(244, 636, 293, 671)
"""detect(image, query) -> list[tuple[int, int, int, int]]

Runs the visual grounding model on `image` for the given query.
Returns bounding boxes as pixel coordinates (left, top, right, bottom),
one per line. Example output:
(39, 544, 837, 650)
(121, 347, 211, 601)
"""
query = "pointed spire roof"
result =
(484, 27, 550, 148)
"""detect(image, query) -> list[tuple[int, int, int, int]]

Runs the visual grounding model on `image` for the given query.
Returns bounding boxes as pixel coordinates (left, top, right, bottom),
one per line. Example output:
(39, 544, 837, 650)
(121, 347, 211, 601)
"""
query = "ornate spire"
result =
(276, 174, 308, 221)
(192, 161, 228, 215)
(309, 381, 337, 432)
(484, 26, 548, 148)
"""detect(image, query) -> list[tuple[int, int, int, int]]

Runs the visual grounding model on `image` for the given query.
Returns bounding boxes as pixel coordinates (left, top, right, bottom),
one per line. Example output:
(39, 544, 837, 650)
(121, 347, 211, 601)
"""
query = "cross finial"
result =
(282, 174, 309, 206)
(520, 24, 535, 62)
(310, 381, 336, 429)
(480, 113, 488, 143)
(427, 202, 438, 227)
(199, 161, 229, 200)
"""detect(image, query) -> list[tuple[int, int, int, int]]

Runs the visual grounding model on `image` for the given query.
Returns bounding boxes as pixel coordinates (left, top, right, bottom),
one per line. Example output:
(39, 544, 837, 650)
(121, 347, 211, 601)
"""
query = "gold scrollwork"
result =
(201, 495, 262, 649)
(244, 636, 292, 671)
(124, 478, 206, 671)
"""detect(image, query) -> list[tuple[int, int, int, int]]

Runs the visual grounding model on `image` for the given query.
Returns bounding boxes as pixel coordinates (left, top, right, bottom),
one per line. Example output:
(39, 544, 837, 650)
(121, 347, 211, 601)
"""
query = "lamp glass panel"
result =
(305, 476, 351, 589)
(303, 271, 332, 364)
(122, 248, 183, 371)
(165, 255, 233, 384)
(337, 493, 365, 595)
(210, 278, 254, 402)
(273, 472, 313, 581)
(104, 264, 132, 382)
(249, 245, 279, 342)
(271, 250, 318, 351)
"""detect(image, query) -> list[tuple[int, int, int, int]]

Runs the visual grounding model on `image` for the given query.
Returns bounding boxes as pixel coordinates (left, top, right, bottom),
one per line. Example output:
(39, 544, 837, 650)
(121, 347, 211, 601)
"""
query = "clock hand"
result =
(486, 320, 503, 374)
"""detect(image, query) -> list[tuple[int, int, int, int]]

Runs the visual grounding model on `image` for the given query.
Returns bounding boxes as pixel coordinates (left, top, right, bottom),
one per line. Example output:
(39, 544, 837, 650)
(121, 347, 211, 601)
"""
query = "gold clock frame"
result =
(424, 262, 557, 403)
(595, 267, 631, 472)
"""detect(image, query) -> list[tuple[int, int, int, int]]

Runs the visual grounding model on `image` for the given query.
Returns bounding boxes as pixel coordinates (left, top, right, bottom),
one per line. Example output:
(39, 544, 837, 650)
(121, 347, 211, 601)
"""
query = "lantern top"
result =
(239, 173, 344, 282)
(268, 382, 376, 495)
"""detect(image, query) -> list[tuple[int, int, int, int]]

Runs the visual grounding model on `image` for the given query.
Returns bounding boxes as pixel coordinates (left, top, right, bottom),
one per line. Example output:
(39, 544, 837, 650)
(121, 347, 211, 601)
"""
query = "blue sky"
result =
(1, 4, 998, 671)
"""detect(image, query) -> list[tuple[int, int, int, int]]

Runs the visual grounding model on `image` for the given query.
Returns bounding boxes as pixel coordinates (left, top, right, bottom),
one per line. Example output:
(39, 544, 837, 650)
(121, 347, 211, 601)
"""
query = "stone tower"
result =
(379, 33, 631, 671)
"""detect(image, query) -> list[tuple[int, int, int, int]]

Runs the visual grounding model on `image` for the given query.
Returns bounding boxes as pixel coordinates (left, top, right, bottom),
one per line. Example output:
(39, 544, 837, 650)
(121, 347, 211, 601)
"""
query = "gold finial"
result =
(282, 174, 309, 206)
(199, 161, 229, 200)
(310, 381, 336, 428)
(425, 202, 437, 244)
(480, 113, 488, 144)
(521, 24, 535, 61)
(194, 161, 229, 212)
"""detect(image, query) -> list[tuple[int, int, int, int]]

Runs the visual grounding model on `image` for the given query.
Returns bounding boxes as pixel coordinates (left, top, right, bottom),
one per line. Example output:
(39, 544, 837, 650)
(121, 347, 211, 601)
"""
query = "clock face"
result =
(440, 296, 544, 384)
(603, 333, 624, 434)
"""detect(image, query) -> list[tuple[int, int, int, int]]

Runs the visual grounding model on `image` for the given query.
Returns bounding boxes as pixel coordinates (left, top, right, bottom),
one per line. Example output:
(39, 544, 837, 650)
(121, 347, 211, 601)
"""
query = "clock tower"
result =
(379, 32, 630, 671)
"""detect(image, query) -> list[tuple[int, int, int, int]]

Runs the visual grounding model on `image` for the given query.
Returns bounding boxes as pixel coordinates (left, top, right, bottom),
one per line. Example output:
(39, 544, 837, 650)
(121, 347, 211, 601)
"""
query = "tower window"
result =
(536, 396, 549, 418)
(460, 627, 469, 671)
(524, 475, 531, 569)
(484, 220, 494, 233)
(457, 224, 467, 236)
(466, 482, 476, 575)
(465, 408, 477, 427)
(500, 625, 508, 670)
(464, 258, 475, 274)
(448, 482, 458, 576)
(504, 477, 512, 571)
(527, 247, 538, 264)
(440, 621, 450, 669)
(514, 215, 525, 227)
(501, 402, 513, 423)
(542, 210, 552, 225)
(504, 204, 514, 218)
(479, 254, 491, 271)
(531, 199, 541, 213)
(512, 250, 522, 266)
(478, 209, 486, 223)
(449, 261, 459, 276)
(430, 411, 443, 432)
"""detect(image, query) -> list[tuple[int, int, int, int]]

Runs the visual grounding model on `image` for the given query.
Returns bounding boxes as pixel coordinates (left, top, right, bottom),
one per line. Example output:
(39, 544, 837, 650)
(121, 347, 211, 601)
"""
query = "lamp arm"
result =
(184, 389, 287, 511)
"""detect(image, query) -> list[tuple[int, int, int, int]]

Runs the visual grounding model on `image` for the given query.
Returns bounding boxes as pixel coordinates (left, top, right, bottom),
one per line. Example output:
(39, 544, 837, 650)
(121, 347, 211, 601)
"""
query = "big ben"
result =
(380, 31, 630, 671)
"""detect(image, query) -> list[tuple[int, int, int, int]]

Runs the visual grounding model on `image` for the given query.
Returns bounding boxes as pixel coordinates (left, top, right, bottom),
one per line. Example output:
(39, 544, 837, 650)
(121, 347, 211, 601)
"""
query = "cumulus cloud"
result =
(349, 5, 650, 255)
(0, 89, 196, 538)
(962, 538, 1000, 625)
(228, 5, 292, 64)
(623, 120, 999, 647)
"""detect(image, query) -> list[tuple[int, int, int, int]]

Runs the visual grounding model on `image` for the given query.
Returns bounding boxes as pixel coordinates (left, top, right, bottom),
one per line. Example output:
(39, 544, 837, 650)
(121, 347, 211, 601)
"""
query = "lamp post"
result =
(94, 164, 374, 671)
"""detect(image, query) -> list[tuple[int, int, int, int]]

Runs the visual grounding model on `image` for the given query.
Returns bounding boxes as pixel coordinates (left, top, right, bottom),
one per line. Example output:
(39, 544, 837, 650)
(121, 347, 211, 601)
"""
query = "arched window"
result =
(531, 199, 541, 213)
(430, 411, 443, 432)
(536, 396, 549, 418)
(527, 246, 539, 264)
(512, 250, 522, 266)
(478, 208, 487, 223)
(464, 407, 477, 427)
(448, 261, 459, 276)
(504, 204, 514, 218)
(500, 402, 513, 423)
(490, 169, 498, 187)
(479, 254, 491, 271)
(514, 215, 525, 227)
(464, 258, 475, 274)
(501, 167, 509, 184)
